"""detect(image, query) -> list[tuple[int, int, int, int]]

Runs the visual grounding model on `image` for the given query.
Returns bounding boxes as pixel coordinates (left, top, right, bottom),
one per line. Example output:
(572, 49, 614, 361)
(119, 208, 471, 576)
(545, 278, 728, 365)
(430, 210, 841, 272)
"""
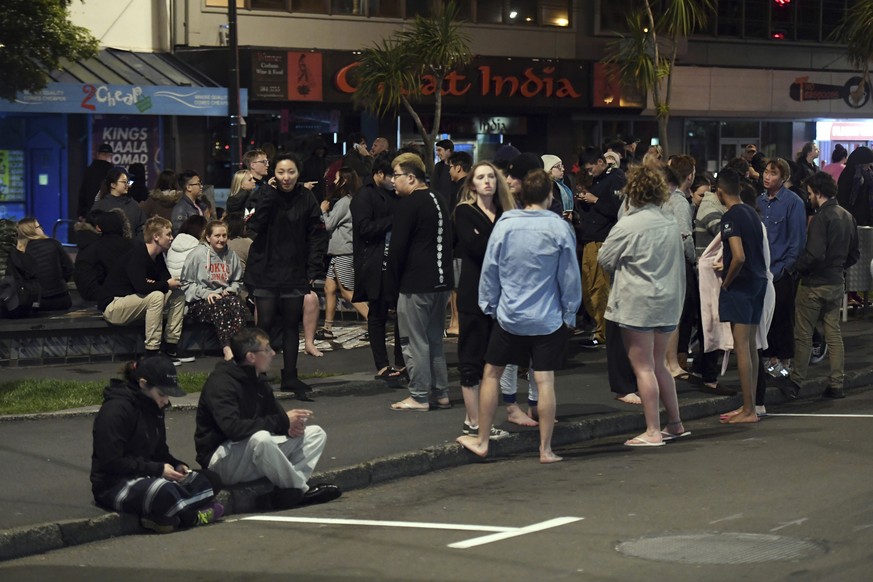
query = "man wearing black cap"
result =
(91, 355, 222, 533)
(195, 327, 341, 509)
(507, 153, 563, 216)
(77, 143, 114, 220)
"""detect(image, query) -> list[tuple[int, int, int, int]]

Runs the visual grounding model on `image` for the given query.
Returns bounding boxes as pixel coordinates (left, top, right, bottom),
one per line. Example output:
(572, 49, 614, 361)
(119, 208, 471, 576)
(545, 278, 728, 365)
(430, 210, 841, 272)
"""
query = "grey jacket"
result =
(324, 195, 354, 256)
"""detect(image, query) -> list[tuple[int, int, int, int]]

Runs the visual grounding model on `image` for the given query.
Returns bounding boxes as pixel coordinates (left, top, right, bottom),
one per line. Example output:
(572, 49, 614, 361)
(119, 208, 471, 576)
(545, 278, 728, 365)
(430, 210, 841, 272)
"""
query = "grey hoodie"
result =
(323, 195, 354, 256)
(180, 242, 244, 303)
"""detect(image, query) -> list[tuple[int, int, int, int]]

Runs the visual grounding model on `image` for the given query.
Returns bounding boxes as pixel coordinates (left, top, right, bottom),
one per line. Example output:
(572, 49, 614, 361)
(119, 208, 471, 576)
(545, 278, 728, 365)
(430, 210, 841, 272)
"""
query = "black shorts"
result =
(484, 322, 568, 371)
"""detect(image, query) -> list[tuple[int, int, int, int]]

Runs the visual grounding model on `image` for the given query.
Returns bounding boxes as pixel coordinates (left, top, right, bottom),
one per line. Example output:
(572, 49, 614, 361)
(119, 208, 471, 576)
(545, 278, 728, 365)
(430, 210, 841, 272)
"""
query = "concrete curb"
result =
(2, 367, 871, 562)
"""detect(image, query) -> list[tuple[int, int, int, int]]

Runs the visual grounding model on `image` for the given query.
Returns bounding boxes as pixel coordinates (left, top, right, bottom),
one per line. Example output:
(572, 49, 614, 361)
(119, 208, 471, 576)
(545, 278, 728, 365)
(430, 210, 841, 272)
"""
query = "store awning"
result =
(0, 48, 247, 116)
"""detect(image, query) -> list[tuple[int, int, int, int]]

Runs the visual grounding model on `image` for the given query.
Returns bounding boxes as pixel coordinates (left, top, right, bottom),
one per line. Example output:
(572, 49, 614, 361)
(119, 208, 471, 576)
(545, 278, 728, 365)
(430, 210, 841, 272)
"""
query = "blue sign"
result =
(0, 83, 249, 116)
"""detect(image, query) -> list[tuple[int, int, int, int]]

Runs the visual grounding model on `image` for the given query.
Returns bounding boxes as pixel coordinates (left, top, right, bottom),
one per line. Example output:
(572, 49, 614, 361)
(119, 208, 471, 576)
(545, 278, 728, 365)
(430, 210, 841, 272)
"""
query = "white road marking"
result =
(770, 518, 808, 532)
(448, 517, 584, 549)
(240, 515, 584, 549)
(241, 515, 513, 532)
(767, 413, 873, 418)
(709, 513, 743, 524)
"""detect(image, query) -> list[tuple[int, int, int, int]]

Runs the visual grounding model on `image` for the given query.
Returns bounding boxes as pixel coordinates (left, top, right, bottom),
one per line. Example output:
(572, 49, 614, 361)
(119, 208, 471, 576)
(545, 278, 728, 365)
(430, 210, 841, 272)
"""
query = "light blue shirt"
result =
(479, 209, 581, 336)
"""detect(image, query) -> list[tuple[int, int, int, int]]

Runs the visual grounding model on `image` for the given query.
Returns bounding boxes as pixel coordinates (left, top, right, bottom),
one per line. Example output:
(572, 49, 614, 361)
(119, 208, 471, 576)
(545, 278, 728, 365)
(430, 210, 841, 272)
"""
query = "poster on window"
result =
(287, 52, 323, 102)
(91, 115, 162, 186)
(0, 150, 25, 202)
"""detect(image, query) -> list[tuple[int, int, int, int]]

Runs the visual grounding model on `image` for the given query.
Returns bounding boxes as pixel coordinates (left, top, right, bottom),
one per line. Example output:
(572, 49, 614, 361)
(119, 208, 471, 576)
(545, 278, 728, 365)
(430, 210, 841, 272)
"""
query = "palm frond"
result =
(352, 38, 420, 117)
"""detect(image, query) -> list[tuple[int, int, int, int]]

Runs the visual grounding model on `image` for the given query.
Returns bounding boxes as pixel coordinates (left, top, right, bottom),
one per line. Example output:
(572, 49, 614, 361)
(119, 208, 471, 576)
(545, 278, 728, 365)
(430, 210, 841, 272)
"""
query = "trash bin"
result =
(847, 226, 873, 292)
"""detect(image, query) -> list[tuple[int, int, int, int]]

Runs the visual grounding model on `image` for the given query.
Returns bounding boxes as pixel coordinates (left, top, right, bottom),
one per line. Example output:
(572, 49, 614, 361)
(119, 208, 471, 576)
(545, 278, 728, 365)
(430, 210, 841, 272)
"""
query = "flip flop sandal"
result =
(429, 400, 452, 410)
(624, 436, 665, 447)
(375, 367, 398, 381)
(390, 400, 428, 412)
(660, 430, 692, 441)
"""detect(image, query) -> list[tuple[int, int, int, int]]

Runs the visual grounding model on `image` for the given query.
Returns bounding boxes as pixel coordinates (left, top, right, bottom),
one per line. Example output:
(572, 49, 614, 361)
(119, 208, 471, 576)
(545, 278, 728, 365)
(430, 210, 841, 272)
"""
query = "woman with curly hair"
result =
(598, 164, 688, 446)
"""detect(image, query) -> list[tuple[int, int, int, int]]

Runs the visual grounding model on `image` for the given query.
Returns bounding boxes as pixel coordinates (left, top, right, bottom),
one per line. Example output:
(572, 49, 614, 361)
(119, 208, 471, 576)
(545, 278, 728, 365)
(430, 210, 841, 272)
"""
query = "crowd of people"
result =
(1, 133, 866, 529)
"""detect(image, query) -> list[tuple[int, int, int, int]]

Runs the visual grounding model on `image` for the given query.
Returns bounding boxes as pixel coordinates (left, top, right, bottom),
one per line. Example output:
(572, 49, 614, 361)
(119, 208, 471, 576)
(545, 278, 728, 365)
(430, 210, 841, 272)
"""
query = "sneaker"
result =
(810, 343, 828, 365)
(766, 361, 789, 378)
(579, 338, 602, 349)
(755, 405, 767, 418)
(141, 514, 180, 534)
(164, 345, 195, 364)
(195, 502, 225, 526)
(462, 422, 509, 440)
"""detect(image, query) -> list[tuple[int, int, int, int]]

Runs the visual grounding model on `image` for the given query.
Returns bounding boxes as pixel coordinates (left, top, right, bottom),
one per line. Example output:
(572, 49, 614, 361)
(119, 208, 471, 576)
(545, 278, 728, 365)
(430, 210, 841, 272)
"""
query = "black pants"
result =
(763, 275, 797, 360)
(457, 309, 491, 387)
(606, 319, 638, 395)
(678, 263, 698, 355)
(367, 298, 404, 371)
(255, 295, 303, 382)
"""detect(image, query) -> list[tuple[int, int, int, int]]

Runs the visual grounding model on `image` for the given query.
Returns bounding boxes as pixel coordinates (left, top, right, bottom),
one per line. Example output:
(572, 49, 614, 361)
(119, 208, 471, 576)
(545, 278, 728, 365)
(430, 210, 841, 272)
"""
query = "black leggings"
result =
(255, 295, 304, 378)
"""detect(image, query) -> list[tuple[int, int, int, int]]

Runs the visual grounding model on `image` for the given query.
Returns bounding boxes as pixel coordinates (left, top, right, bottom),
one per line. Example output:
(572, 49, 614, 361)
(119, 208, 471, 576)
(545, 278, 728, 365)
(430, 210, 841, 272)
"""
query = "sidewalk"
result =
(2, 317, 873, 561)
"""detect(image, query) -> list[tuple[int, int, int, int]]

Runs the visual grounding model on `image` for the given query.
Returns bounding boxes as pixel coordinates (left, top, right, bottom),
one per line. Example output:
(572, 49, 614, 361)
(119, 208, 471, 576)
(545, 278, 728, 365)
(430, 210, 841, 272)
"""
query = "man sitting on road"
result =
(194, 327, 341, 509)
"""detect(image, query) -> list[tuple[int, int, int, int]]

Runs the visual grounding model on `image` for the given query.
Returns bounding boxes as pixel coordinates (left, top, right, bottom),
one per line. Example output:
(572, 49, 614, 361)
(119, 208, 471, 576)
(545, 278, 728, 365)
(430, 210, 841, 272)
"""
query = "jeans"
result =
(790, 282, 845, 390)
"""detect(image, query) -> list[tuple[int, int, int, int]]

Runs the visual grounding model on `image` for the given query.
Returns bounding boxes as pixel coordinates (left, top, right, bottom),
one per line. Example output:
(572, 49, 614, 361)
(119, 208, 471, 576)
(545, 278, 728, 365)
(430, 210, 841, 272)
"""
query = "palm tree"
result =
(832, 0, 873, 105)
(353, 1, 471, 174)
(602, 0, 714, 156)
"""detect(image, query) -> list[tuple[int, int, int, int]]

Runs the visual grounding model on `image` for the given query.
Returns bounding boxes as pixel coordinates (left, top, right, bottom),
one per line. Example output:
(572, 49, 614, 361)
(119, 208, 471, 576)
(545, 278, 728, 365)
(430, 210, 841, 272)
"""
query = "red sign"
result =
(288, 52, 323, 102)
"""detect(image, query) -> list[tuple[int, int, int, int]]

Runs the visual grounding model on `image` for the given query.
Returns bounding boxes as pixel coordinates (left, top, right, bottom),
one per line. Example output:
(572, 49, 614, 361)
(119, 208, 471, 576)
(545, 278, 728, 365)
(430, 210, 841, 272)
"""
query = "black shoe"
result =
(163, 343, 195, 364)
(271, 487, 304, 509)
(775, 377, 800, 399)
(280, 376, 311, 394)
(579, 338, 603, 349)
(810, 343, 828, 365)
(302, 484, 341, 505)
(822, 387, 845, 399)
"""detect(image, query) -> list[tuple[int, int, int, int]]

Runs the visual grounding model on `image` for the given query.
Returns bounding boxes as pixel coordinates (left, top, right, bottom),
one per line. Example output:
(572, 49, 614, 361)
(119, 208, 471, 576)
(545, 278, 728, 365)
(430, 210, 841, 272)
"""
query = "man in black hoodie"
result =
(100, 216, 189, 363)
(195, 327, 340, 508)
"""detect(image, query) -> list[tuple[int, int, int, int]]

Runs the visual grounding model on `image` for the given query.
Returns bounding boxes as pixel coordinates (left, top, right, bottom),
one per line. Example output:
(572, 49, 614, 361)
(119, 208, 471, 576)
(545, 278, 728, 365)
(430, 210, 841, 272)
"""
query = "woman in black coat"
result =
(15, 217, 73, 310)
(245, 153, 328, 398)
(837, 146, 873, 227)
(91, 356, 222, 533)
(453, 161, 518, 435)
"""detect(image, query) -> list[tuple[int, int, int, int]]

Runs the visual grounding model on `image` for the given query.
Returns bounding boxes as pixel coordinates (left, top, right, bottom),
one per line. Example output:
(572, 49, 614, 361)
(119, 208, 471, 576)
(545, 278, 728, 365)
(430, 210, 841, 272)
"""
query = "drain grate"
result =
(616, 532, 825, 564)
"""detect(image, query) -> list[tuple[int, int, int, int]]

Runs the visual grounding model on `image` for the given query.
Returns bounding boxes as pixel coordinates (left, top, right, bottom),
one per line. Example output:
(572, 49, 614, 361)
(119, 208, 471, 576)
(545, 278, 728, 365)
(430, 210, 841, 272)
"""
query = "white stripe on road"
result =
(241, 515, 513, 532)
(447, 517, 584, 549)
(240, 515, 584, 548)
(767, 413, 873, 418)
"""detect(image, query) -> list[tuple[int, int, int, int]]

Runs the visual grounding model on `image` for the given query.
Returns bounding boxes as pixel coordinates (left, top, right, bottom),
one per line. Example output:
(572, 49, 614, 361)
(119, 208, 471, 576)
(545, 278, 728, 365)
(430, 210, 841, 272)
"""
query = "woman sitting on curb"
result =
(90, 355, 223, 533)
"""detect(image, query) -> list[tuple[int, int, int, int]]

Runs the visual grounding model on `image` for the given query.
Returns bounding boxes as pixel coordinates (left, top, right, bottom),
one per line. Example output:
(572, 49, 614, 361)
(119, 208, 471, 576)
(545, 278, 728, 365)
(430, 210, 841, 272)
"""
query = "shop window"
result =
(406, 0, 432, 18)
(770, 0, 793, 40)
(252, 0, 290, 10)
(507, 0, 538, 25)
(332, 0, 363, 13)
(291, 0, 328, 12)
(476, 0, 505, 23)
(717, 0, 743, 37)
(598, 0, 634, 33)
(367, 0, 403, 17)
(822, 0, 847, 41)
(743, 0, 768, 39)
(205, 0, 246, 7)
(796, 0, 822, 41)
(453, 1, 473, 20)
(540, 0, 569, 27)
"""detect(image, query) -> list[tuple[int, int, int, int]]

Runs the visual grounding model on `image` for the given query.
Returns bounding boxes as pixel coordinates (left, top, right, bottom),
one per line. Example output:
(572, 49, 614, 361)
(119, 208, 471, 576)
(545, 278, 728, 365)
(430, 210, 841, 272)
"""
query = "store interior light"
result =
(509, 11, 518, 19)
(555, 18, 569, 26)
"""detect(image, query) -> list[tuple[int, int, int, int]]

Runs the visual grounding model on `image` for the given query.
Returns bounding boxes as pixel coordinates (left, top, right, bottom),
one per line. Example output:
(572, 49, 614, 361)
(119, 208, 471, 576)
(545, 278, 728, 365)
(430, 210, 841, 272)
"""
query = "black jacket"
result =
(78, 159, 112, 218)
(350, 182, 402, 303)
(24, 239, 73, 299)
(245, 183, 328, 292)
(453, 203, 498, 314)
(386, 188, 453, 296)
(194, 360, 291, 469)
(98, 242, 171, 311)
(793, 198, 860, 286)
(576, 168, 624, 243)
(90, 379, 184, 500)
(74, 234, 134, 308)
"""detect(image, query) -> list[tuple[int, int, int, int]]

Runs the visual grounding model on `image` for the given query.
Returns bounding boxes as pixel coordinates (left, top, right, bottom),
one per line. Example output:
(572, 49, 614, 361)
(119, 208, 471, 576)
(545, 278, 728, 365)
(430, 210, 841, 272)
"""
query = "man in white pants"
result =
(194, 327, 341, 508)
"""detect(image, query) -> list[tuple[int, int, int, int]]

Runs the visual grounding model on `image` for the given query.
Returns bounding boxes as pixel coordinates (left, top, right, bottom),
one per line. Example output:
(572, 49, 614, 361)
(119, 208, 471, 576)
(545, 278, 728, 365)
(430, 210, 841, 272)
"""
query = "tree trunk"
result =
(658, 115, 670, 157)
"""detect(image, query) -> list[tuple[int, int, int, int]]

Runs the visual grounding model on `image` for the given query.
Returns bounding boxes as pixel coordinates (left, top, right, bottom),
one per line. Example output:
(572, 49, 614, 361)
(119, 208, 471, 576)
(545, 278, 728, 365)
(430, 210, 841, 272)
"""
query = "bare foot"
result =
(305, 343, 324, 357)
(615, 393, 642, 405)
(721, 411, 759, 424)
(456, 435, 488, 458)
(506, 404, 538, 426)
(540, 449, 563, 464)
(222, 346, 234, 361)
(719, 407, 742, 421)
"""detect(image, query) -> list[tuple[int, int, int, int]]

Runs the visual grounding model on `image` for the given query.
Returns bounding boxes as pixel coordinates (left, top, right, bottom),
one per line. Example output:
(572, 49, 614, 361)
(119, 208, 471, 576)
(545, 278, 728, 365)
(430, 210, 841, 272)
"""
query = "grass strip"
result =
(0, 370, 339, 415)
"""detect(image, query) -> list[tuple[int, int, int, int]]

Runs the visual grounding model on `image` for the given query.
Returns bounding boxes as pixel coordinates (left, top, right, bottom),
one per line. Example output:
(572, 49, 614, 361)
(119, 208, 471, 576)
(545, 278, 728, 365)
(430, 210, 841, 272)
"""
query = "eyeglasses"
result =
(392, 173, 411, 180)
(251, 346, 275, 355)
(251, 159, 269, 166)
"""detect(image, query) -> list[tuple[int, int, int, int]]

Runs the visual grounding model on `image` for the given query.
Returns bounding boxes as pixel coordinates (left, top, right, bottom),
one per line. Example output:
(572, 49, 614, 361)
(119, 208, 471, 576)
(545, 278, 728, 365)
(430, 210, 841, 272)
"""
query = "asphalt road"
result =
(3, 386, 873, 581)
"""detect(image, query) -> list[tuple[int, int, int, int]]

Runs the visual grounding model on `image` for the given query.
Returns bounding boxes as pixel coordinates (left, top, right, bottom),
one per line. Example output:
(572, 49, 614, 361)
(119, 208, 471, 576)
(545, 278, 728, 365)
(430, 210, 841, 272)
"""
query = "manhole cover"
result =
(616, 533, 825, 564)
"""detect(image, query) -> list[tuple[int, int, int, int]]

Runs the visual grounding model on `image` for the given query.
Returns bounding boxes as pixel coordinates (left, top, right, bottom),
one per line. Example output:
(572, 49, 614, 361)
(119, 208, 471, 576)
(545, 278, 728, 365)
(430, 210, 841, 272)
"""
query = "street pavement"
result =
(1, 316, 873, 561)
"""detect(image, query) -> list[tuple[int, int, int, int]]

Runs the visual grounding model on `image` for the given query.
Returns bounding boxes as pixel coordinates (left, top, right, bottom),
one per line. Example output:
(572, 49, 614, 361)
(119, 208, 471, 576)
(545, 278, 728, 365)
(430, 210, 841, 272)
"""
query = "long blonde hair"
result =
(229, 169, 252, 198)
(455, 161, 516, 215)
(16, 217, 47, 251)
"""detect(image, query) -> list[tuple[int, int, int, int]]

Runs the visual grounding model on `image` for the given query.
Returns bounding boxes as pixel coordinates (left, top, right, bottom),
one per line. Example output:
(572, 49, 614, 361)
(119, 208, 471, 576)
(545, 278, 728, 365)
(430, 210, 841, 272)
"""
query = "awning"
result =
(0, 48, 247, 117)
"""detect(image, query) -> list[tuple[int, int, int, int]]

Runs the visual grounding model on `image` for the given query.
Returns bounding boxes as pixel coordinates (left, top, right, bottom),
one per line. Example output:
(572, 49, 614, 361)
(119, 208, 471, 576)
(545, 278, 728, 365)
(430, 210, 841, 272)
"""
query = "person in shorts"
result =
(717, 169, 768, 424)
(456, 169, 580, 463)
